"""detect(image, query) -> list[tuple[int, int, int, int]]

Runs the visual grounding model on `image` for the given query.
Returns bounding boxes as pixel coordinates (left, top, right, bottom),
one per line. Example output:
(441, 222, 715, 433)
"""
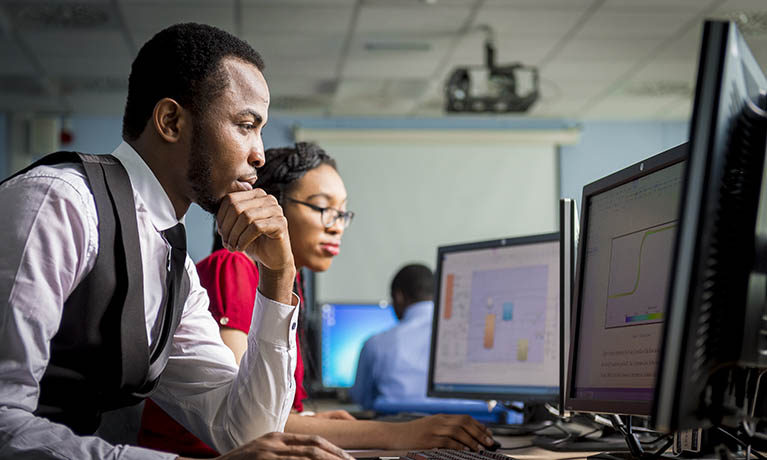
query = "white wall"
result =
(310, 138, 559, 303)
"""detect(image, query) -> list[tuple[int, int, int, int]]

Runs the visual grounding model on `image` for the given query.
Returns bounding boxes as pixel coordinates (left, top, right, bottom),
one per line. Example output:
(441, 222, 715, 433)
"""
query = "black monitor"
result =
(427, 233, 560, 403)
(653, 20, 767, 432)
(565, 143, 687, 417)
(559, 198, 580, 415)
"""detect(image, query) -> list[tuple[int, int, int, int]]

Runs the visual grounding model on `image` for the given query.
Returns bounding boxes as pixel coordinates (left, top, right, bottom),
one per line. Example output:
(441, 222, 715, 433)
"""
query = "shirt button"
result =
(220, 317, 230, 326)
(291, 322, 297, 330)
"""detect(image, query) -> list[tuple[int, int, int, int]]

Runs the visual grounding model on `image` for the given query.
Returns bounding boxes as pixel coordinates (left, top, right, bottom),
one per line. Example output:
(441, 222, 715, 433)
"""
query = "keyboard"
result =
(400, 449, 515, 460)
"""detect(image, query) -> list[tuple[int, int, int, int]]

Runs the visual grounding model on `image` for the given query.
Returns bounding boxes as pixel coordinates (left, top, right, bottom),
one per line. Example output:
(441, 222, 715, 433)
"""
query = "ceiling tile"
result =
(483, 0, 597, 9)
(263, 56, 338, 79)
(122, 3, 236, 42)
(356, 4, 471, 35)
(576, 10, 696, 39)
(472, 8, 584, 37)
(240, 5, 353, 34)
(40, 56, 132, 78)
(602, 0, 716, 12)
(450, 34, 561, 67)
(243, 33, 345, 59)
(266, 77, 337, 97)
(342, 35, 449, 78)
(553, 37, 664, 61)
(19, 30, 132, 58)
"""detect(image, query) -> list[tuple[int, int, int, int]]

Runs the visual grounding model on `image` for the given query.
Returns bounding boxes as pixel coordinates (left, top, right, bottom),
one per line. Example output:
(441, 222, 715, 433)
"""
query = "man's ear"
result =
(393, 290, 404, 306)
(152, 98, 188, 143)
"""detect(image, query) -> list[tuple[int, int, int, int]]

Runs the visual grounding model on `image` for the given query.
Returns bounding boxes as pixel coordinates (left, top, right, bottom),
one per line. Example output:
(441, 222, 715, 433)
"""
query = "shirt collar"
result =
(110, 141, 183, 232)
(403, 301, 434, 322)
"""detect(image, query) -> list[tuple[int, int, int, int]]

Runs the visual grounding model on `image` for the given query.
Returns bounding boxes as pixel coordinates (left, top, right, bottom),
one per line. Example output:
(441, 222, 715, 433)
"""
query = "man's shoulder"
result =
(2, 161, 95, 207)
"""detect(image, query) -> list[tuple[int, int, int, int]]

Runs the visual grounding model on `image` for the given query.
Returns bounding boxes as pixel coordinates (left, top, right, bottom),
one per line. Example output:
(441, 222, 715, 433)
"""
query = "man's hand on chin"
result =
(216, 189, 296, 305)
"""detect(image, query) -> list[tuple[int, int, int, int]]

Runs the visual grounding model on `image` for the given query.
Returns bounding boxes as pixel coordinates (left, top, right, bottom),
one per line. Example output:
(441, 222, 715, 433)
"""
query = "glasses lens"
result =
(323, 209, 354, 229)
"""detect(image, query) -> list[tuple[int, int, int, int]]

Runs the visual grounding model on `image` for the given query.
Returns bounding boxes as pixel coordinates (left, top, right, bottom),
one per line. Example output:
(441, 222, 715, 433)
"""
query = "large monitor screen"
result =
(320, 302, 398, 389)
(428, 233, 560, 401)
(566, 144, 686, 416)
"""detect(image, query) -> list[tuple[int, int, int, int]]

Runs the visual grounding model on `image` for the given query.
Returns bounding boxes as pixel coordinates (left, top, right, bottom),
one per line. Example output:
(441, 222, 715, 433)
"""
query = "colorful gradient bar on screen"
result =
(625, 312, 663, 323)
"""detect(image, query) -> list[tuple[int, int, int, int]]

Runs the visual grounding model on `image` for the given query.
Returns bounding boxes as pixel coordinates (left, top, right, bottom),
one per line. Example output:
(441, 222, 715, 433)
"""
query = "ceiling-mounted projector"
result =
(445, 29, 540, 113)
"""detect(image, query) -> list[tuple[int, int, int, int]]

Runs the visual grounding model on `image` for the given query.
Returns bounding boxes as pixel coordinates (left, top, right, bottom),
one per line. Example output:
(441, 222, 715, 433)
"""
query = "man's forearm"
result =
(284, 415, 398, 449)
(0, 406, 174, 460)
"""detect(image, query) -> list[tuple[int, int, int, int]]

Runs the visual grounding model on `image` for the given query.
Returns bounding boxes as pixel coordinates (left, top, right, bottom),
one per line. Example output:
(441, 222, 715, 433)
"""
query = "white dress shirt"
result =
(0, 142, 299, 459)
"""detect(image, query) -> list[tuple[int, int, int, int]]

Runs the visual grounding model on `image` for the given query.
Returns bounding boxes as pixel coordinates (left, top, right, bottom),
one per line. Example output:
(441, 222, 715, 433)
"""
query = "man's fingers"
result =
(235, 216, 287, 252)
(436, 424, 482, 451)
(216, 192, 283, 251)
(456, 416, 494, 447)
(226, 204, 283, 250)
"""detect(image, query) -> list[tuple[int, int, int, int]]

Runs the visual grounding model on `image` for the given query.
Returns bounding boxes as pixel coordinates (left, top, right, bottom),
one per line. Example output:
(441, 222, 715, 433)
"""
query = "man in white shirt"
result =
(0, 23, 352, 460)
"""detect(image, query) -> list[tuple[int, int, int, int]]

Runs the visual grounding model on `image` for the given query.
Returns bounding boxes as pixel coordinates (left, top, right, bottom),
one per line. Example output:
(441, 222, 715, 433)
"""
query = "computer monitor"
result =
(559, 198, 580, 415)
(565, 143, 687, 417)
(653, 20, 767, 432)
(427, 232, 560, 402)
(319, 302, 399, 389)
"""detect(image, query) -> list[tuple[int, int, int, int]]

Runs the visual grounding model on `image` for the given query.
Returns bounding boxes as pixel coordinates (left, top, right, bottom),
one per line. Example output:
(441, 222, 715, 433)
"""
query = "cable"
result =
(715, 426, 767, 460)
(750, 368, 767, 418)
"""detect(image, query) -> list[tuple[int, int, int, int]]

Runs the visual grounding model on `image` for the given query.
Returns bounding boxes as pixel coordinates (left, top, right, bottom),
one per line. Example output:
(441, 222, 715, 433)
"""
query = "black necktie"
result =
(150, 223, 187, 362)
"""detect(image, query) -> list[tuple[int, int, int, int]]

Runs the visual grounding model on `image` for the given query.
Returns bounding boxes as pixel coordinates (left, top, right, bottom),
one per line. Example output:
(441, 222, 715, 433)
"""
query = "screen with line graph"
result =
(428, 233, 560, 401)
(566, 144, 686, 416)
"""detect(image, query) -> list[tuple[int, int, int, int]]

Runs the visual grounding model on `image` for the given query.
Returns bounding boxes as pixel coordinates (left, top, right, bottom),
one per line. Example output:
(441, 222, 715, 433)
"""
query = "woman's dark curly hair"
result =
(255, 142, 337, 203)
(212, 142, 336, 252)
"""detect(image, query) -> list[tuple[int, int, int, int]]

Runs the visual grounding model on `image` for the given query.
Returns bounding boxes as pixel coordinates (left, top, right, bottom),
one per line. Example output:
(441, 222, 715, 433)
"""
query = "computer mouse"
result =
(486, 440, 502, 452)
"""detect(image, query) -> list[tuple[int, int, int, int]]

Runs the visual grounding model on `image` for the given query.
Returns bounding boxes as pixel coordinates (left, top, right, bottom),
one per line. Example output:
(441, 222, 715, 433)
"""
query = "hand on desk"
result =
(392, 414, 496, 452)
(179, 432, 355, 460)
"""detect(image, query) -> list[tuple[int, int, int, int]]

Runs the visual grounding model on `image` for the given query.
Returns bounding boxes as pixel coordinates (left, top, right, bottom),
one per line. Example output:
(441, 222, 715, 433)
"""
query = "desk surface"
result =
(306, 399, 600, 460)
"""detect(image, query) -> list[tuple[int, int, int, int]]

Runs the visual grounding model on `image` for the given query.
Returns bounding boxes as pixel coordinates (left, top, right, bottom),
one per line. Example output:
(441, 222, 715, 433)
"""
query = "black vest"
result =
(1, 152, 186, 435)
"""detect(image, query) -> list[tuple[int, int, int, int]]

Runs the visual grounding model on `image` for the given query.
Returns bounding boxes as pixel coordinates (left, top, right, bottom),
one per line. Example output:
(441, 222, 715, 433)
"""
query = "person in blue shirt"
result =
(351, 264, 435, 410)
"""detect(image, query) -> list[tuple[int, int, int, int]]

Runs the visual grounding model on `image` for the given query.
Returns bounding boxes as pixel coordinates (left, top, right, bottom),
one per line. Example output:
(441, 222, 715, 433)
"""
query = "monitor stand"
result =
(585, 415, 675, 460)
(531, 424, 632, 452)
(488, 402, 559, 436)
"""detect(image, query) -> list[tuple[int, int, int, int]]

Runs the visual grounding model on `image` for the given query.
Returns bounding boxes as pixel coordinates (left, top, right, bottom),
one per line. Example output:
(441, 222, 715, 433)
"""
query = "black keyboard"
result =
(400, 449, 515, 460)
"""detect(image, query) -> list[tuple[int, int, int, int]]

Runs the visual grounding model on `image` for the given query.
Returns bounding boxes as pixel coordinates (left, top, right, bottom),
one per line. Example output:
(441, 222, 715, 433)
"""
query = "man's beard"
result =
(188, 117, 221, 215)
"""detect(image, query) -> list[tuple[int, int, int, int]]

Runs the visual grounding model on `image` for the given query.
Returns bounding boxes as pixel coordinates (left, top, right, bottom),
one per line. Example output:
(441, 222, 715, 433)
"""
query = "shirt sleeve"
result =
(150, 262, 300, 453)
(350, 338, 378, 411)
(0, 170, 174, 460)
(197, 250, 259, 334)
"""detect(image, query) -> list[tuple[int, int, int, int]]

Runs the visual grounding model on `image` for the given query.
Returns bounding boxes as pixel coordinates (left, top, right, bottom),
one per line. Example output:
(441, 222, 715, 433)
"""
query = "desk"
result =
(347, 435, 600, 460)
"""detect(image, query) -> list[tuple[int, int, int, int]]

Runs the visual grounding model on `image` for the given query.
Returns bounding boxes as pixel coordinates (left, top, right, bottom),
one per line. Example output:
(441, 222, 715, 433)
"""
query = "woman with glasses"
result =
(138, 142, 495, 457)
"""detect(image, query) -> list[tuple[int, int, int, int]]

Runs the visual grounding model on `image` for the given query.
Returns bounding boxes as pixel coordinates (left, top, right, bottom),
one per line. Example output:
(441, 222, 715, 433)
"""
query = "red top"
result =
(138, 249, 307, 456)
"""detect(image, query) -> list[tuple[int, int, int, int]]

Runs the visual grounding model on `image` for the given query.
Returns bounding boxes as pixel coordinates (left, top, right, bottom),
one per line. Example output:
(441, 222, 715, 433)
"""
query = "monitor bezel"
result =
(559, 198, 578, 416)
(565, 142, 688, 416)
(317, 301, 397, 390)
(427, 231, 561, 402)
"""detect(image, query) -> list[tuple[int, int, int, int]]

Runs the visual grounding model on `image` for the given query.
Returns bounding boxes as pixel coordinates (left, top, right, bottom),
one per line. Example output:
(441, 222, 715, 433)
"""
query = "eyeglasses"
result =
(285, 197, 355, 229)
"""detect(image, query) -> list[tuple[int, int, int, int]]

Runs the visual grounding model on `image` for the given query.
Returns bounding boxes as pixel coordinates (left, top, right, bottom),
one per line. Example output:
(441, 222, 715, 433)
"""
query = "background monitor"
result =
(565, 143, 687, 417)
(428, 232, 560, 402)
(320, 302, 399, 389)
(559, 198, 580, 415)
(653, 20, 767, 432)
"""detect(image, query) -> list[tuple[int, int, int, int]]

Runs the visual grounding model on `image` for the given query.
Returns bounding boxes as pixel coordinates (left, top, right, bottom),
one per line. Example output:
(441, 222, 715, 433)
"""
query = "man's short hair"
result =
(391, 264, 434, 303)
(122, 22, 265, 140)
